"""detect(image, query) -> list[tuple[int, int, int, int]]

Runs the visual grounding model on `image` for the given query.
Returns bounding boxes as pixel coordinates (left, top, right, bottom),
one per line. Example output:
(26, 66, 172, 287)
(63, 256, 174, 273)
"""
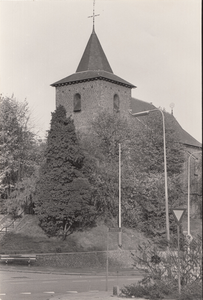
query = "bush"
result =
(175, 281, 202, 300)
(121, 281, 174, 299)
(122, 235, 202, 300)
(121, 284, 147, 298)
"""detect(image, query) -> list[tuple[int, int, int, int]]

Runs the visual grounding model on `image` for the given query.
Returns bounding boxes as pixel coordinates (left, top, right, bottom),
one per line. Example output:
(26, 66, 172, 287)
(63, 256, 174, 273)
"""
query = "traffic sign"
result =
(172, 208, 186, 225)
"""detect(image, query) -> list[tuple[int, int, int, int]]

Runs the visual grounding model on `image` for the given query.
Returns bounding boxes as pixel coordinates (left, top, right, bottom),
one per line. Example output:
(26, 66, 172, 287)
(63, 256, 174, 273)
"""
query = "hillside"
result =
(0, 215, 149, 254)
(0, 215, 201, 255)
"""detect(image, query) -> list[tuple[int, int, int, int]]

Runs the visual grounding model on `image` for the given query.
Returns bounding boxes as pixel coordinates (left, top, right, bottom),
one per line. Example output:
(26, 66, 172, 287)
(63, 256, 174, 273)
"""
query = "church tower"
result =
(51, 25, 136, 131)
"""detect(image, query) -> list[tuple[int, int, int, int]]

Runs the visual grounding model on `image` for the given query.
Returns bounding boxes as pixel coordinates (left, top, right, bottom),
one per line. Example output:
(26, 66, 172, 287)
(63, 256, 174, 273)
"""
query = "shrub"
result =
(121, 281, 173, 299)
(121, 283, 146, 298)
(175, 281, 202, 300)
(122, 235, 202, 300)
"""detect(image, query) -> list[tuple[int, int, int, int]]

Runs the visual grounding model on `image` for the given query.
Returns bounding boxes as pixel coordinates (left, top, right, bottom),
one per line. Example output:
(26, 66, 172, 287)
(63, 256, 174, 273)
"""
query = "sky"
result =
(0, 0, 202, 142)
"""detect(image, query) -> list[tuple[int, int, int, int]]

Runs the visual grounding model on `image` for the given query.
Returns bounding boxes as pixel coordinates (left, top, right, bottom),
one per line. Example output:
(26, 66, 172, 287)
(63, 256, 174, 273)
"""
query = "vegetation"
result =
(34, 105, 96, 239)
(1, 95, 200, 251)
(0, 95, 45, 216)
(81, 110, 185, 243)
(0, 215, 148, 254)
(191, 155, 202, 219)
(121, 234, 202, 299)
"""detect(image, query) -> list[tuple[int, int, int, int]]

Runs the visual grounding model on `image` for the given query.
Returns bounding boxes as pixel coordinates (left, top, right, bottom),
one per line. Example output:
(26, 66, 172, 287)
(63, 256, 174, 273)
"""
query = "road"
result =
(0, 270, 143, 300)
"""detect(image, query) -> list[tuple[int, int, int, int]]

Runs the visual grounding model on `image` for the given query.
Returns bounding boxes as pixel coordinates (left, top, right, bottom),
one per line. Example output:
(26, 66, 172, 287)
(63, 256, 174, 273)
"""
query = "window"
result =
(113, 94, 120, 112)
(73, 93, 81, 112)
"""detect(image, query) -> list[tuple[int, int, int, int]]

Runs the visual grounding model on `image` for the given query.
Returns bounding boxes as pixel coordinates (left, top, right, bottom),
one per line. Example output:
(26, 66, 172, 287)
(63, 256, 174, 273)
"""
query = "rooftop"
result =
(131, 97, 202, 149)
(51, 29, 135, 88)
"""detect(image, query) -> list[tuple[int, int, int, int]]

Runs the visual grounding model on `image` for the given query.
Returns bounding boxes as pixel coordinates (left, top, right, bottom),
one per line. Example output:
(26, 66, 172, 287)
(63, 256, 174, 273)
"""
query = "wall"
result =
(55, 80, 132, 131)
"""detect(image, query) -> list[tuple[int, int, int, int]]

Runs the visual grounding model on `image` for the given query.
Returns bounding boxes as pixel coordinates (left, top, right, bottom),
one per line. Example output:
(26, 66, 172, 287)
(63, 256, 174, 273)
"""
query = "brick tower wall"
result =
(55, 80, 132, 131)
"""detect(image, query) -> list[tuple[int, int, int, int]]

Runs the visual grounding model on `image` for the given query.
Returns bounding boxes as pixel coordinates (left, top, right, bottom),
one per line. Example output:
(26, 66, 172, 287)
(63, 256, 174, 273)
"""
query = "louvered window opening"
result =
(113, 94, 120, 112)
(74, 93, 81, 112)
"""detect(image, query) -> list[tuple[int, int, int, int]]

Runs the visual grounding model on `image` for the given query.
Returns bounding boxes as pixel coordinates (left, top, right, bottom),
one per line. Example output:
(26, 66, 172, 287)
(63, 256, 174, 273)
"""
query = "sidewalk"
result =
(50, 290, 145, 300)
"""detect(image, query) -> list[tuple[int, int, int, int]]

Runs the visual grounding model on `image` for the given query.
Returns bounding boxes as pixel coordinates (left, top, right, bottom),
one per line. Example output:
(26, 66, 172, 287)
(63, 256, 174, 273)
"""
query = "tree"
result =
(0, 95, 44, 215)
(190, 155, 202, 218)
(34, 105, 96, 238)
(80, 110, 185, 241)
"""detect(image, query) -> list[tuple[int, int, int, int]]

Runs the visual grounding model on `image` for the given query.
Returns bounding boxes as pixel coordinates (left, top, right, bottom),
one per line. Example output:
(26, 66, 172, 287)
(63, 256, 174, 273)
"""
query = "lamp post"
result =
(129, 108, 170, 245)
(118, 143, 122, 247)
(187, 151, 202, 236)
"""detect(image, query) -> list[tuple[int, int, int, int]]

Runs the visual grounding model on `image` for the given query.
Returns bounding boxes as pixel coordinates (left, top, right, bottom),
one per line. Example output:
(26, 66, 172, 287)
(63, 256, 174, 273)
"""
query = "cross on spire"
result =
(88, 0, 100, 31)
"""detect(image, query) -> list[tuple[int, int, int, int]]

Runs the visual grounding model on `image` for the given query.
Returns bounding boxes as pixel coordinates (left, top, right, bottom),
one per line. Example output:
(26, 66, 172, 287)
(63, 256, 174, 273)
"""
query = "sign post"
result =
(106, 228, 122, 293)
(172, 208, 186, 296)
(106, 228, 109, 291)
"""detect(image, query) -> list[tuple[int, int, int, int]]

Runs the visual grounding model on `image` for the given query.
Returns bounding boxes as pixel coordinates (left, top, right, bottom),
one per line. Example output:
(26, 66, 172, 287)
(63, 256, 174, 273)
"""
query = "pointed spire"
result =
(76, 30, 113, 73)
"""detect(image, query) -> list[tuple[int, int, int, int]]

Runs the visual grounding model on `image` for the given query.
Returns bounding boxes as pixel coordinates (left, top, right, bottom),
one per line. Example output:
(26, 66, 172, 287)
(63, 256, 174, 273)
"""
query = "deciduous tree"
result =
(81, 110, 185, 241)
(0, 95, 44, 214)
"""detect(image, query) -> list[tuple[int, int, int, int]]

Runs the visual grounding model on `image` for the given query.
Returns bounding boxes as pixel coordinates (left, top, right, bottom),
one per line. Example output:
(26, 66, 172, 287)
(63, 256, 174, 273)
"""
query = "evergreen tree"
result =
(34, 105, 96, 238)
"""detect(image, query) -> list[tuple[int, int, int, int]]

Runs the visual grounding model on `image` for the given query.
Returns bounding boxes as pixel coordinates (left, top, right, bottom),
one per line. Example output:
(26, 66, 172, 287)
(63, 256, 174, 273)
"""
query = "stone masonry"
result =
(56, 80, 131, 131)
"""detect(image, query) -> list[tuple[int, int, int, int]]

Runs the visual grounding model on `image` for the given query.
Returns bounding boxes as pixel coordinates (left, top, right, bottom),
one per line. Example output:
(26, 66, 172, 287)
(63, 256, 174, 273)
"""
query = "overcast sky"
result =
(0, 0, 201, 142)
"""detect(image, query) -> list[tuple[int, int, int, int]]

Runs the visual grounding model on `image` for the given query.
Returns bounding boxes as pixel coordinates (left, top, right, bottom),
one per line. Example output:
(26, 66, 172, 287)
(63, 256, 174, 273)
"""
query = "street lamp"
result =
(129, 108, 170, 245)
(187, 151, 202, 236)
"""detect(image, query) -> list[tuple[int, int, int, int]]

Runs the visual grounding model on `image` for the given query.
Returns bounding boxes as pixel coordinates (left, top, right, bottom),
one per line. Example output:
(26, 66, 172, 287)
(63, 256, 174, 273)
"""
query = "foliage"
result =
(121, 281, 173, 299)
(124, 173, 184, 241)
(34, 105, 96, 239)
(81, 110, 185, 240)
(191, 155, 202, 218)
(0, 95, 45, 215)
(177, 280, 202, 300)
(121, 234, 202, 299)
(4, 174, 37, 217)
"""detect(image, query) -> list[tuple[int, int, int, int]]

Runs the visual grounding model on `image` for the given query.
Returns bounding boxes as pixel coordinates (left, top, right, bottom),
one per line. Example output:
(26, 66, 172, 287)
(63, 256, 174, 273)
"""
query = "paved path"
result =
(50, 290, 145, 300)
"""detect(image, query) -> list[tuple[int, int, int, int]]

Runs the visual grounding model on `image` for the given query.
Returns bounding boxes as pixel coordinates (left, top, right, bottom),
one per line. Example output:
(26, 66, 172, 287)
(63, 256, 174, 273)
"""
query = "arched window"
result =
(73, 93, 81, 112)
(113, 94, 120, 112)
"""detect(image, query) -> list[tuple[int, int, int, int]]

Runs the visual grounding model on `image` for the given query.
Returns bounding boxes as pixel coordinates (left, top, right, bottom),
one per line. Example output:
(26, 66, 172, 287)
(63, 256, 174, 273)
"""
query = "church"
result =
(51, 25, 135, 130)
(51, 16, 201, 217)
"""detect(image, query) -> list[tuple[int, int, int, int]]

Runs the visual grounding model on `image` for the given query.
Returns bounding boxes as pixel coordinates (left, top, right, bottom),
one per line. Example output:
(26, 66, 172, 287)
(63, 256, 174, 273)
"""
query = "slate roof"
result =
(131, 97, 156, 112)
(131, 98, 202, 148)
(76, 27, 113, 73)
(168, 115, 202, 148)
(51, 29, 135, 88)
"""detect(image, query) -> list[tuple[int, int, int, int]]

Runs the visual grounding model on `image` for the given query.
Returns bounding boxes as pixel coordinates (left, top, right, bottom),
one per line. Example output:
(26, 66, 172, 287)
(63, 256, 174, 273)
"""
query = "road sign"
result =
(172, 207, 186, 296)
(172, 208, 186, 225)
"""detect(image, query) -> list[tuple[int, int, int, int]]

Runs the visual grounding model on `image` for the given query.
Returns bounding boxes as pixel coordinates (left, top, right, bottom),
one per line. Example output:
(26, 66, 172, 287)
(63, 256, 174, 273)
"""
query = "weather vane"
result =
(88, 0, 100, 30)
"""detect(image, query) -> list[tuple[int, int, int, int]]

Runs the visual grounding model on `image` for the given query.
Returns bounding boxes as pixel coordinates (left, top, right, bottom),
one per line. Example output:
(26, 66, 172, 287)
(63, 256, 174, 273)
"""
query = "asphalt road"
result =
(0, 270, 143, 300)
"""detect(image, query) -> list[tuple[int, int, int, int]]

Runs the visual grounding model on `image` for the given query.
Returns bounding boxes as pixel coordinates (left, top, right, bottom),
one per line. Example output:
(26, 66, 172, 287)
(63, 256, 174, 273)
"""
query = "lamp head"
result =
(131, 111, 150, 117)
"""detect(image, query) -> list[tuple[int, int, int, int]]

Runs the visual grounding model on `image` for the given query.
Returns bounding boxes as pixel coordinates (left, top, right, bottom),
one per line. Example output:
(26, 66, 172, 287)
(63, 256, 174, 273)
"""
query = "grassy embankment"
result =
(0, 215, 148, 254)
(0, 215, 201, 254)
